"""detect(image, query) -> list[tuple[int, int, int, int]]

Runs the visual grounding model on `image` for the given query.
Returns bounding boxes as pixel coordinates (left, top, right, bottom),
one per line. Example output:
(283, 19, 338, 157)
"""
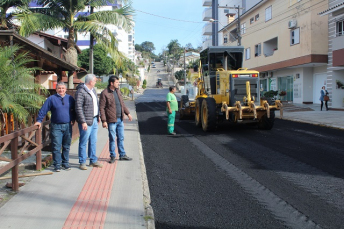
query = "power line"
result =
(135, 9, 204, 24)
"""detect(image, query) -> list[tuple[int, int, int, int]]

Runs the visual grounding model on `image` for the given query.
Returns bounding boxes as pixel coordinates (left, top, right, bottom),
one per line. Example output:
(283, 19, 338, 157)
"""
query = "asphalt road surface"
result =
(136, 88, 344, 229)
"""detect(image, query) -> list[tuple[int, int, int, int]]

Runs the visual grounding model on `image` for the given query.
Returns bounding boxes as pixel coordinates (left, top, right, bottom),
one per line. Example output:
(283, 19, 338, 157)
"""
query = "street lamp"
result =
(209, 18, 227, 46)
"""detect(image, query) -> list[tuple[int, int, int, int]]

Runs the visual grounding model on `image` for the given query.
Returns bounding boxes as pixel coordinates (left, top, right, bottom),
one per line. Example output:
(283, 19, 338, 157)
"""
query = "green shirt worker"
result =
(166, 86, 178, 135)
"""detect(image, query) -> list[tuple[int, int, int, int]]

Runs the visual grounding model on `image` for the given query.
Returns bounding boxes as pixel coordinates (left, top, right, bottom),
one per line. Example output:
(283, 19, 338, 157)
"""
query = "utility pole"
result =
(215, 5, 243, 46)
(89, 5, 94, 74)
(184, 48, 186, 95)
(237, 5, 242, 46)
(211, 0, 218, 46)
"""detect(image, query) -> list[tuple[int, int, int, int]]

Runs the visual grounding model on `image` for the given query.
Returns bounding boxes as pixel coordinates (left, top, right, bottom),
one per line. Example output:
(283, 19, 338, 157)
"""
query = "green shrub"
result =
(263, 90, 278, 98)
(95, 81, 107, 89)
(143, 79, 147, 85)
(120, 87, 130, 96)
(142, 84, 146, 89)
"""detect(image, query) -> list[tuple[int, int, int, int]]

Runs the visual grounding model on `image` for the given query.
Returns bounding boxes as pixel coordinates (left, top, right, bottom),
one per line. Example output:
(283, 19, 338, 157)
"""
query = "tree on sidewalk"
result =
(0, 45, 47, 124)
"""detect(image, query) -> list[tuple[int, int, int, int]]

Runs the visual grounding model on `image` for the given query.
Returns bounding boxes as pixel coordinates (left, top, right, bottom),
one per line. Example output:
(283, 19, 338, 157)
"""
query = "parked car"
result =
(152, 64, 156, 68)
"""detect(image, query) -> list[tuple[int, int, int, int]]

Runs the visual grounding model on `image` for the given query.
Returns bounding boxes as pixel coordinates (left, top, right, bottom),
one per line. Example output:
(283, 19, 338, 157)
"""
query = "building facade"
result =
(219, 0, 331, 107)
(202, 0, 261, 50)
(319, 1, 344, 108)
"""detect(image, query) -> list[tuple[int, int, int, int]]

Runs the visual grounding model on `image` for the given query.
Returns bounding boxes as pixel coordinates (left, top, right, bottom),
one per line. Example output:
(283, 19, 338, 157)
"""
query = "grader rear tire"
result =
(201, 98, 217, 132)
(195, 98, 204, 127)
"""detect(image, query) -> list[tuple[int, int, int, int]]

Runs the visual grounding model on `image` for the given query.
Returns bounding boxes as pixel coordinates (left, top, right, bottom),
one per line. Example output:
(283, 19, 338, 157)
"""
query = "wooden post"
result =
(11, 136, 19, 192)
(35, 126, 42, 171)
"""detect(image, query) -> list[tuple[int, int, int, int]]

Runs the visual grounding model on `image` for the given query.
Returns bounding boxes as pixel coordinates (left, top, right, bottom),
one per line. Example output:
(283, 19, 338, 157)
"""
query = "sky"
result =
(132, 0, 205, 55)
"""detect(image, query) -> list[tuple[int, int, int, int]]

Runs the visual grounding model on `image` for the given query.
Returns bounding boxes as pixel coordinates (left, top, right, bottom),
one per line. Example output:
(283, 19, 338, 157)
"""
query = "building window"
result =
(255, 43, 261, 57)
(224, 36, 228, 43)
(255, 14, 259, 21)
(128, 35, 132, 42)
(64, 35, 68, 39)
(265, 6, 272, 22)
(290, 28, 300, 45)
(241, 23, 246, 34)
(250, 17, 254, 24)
(337, 20, 344, 37)
(245, 47, 250, 60)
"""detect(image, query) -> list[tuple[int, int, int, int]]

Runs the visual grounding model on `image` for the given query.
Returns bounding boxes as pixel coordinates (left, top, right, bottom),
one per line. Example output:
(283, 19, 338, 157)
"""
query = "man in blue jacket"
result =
(35, 82, 75, 172)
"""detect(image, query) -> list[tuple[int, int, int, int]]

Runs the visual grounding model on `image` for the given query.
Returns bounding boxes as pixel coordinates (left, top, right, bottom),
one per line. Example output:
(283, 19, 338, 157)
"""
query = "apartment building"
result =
(27, 0, 136, 63)
(319, 1, 344, 108)
(219, 0, 330, 106)
(202, 0, 261, 50)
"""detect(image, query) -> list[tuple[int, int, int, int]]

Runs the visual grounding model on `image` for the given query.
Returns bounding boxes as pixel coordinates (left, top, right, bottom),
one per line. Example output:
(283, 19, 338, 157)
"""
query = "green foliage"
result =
(0, 0, 30, 30)
(120, 87, 129, 96)
(78, 44, 114, 76)
(263, 90, 278, 98)
(143, 79, 147, 85)
(16, 0, 134, 66)
(141, 41, 155, 53)
(0, 45, 47, 123)
(128, 77, 138, 87)
(95, 81, 107, 89)
(175, 69, 185, 80)
(142, 84, 146, 89)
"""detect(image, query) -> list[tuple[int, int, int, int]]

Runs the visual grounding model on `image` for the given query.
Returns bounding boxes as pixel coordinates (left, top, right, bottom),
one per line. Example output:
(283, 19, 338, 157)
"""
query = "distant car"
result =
(151, 62, 154, 64)
(152, 64, 156, 68)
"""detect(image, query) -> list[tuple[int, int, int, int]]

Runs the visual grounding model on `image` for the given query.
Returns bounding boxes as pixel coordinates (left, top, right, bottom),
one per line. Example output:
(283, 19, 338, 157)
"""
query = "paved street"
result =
(135, 63, 344, 228)
(136, 89, 344, 229)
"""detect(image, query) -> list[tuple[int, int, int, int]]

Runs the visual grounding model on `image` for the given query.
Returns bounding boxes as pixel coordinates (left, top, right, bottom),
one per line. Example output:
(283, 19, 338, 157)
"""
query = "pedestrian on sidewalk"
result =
(34, 82, 75, 172)
(166, 86, 178, 135)
(75, 74, 103, 170)
(320, 86, 329, 111)
(99, 75, 133, 163)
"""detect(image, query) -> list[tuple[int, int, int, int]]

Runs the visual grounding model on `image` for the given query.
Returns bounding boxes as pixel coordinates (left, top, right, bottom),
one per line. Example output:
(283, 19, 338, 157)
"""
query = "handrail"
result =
(0, 120, 51, 191)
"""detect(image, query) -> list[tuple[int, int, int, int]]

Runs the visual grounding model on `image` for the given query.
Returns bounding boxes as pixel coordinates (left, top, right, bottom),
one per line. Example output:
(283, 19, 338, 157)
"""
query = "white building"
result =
(319, 1, 344, 108)
(202, 0, 261, 50)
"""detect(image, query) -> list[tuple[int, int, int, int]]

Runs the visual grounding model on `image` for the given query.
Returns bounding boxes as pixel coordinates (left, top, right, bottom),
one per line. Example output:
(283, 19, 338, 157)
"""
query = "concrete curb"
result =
(133, 102, 155, 229)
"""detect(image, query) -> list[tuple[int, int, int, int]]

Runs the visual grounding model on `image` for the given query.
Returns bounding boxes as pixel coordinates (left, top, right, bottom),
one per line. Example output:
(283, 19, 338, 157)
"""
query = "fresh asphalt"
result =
(136, 88, 344, 229)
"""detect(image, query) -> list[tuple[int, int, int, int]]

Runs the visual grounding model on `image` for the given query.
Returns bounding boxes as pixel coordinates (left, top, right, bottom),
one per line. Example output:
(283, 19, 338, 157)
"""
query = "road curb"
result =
(135, 103, 155, 229)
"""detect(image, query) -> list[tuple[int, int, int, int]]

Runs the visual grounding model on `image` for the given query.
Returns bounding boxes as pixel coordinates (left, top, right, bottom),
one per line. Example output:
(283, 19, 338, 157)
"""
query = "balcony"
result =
(263, 37, 278, 57)
(202, 23, 212, 36)
(203, 8, 212, 21)
(203, 0, 211, 7)
(202, 38, 212, 50)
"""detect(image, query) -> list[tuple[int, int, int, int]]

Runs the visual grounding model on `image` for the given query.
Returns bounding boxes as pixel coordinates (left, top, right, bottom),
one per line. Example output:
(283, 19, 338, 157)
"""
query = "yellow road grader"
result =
(179, 46, 283, 131)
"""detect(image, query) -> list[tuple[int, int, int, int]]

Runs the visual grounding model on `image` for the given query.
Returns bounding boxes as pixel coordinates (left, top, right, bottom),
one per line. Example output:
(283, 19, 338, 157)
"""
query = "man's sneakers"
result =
(168, 132, 176, 135)
(119, 155, 132, 161)
(53, 167, 61, 172)
(109, 156, 116, 164)
(89, 161, 103, 168)
(79, 163, 87, 170)
(62, 165, 71, 171)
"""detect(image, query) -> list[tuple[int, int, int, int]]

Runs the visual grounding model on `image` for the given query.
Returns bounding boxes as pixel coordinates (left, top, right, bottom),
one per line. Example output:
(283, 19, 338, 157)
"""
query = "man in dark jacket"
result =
(35, 82, 75, 172)
(75, 74, 103, 170)
(99, 75, 132, 163)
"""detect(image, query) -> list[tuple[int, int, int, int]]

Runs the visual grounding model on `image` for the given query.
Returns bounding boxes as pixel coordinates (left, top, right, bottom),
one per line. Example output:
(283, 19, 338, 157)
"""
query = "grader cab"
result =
(179, 46, 283, 131)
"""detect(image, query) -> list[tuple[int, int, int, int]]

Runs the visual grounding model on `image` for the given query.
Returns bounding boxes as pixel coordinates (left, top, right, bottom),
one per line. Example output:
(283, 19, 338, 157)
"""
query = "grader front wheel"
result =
(201, 98, 217, 132)
(195, 98, 203, 127)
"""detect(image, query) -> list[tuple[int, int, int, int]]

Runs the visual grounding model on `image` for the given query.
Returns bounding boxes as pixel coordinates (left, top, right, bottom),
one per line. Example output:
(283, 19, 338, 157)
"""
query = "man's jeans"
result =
(108, 118, 126, 158)
(78, 117, 98, 164)
(50, 123, 72, 169)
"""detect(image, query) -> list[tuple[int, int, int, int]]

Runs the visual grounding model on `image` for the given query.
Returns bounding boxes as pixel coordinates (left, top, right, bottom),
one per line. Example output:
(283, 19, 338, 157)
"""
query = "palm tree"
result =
(0, 45, 47, 125)
(0, 0, 29, 30)
(16, 0, 133, 69)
